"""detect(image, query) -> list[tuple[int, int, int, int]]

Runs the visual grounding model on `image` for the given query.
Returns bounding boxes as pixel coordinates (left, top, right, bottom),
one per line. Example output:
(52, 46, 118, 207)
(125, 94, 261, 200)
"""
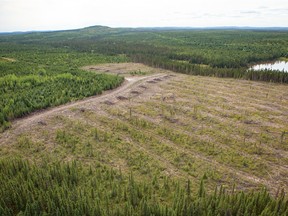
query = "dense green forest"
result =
(1, 158, 287, 215)
(2, 26, 288, 75)
(3, 26, 287, 80)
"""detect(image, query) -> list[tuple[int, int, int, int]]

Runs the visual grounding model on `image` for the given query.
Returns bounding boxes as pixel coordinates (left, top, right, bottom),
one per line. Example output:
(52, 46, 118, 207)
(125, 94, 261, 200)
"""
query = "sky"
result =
(0, 0, 288, 32)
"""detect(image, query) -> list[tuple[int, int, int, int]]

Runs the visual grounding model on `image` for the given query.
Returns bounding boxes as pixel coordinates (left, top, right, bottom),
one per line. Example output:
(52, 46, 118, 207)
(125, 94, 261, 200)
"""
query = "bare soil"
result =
(0, 57, 16, 62)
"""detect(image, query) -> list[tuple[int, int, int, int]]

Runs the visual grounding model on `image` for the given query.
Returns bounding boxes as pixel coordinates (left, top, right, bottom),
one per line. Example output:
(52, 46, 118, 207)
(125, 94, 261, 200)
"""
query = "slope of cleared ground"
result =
(0, 63, 287, 194)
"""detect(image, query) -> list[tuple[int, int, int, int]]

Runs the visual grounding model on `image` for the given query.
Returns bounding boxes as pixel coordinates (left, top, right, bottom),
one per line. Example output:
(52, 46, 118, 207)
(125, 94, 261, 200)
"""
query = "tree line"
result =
(49, 29, 288, 83)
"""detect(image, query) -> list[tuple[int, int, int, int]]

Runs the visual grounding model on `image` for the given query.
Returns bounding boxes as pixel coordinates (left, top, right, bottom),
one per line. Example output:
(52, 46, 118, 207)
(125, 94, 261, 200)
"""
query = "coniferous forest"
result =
(1, 158, 287, 215)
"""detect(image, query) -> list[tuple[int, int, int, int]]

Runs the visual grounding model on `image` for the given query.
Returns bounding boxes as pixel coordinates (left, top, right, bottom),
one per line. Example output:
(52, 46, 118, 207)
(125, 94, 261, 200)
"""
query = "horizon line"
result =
(1, 25, 288, 34)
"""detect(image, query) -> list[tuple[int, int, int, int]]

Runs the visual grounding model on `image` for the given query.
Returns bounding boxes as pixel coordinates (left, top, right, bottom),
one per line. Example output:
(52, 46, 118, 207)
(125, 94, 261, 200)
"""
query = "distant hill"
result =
(1, 25, 288, 35)
(1, 24, 288, 83)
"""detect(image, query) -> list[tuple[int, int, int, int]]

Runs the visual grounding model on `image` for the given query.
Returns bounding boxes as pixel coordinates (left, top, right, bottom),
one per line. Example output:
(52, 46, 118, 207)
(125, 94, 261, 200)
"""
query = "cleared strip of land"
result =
(1, 63, 287, 194)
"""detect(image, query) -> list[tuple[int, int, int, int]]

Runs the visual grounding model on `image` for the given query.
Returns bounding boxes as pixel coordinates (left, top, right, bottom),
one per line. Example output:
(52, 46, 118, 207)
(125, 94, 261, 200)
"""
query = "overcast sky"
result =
(0, 0, 288, 32)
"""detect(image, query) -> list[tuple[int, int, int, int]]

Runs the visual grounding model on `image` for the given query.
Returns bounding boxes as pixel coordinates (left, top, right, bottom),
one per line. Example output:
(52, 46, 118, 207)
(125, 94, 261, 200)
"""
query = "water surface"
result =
(250, 61, 288, 72)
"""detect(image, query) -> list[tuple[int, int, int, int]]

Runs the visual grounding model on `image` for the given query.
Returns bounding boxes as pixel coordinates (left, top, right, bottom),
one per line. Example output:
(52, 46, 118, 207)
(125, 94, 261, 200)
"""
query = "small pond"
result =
(249, 61, 288, 72)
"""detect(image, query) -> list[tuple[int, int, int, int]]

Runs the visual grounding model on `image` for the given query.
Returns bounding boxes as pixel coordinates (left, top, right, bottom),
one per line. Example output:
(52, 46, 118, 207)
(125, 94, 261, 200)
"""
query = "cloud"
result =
(0, 0, 288, 31)
(240, 10, 261, 14)
(269, 8, 288, 13)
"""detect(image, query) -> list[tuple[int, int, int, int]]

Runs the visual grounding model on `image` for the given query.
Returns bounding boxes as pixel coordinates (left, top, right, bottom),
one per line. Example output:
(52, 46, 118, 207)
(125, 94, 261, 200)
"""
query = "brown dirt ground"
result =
(0, 57, 16, 62)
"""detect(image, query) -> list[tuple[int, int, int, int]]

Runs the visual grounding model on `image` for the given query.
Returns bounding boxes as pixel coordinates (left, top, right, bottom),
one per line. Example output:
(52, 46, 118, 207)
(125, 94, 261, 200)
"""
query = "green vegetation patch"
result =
(0, 44, 127, 131)
(0, 158, 287, 216)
